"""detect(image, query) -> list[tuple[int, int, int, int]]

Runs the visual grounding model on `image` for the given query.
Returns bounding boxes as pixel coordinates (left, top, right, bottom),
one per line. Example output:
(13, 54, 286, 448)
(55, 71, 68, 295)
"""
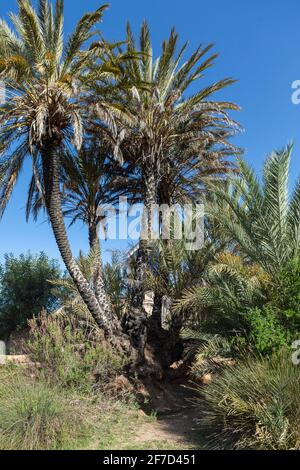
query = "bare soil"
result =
(133, 378, 201, 450)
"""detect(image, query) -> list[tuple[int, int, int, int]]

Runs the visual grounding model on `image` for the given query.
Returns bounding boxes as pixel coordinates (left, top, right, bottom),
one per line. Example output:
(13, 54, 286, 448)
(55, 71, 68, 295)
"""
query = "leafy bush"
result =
(177, 256, 300, 356)
(197, 352, 300, 449)
(0, 368, 81, 450)
(246, 306, 291, 354)
(272, 258, 300, 329)
(0, 252, 61, 338)
(243, 259, 300, 355)
(28, 311, 126, 392)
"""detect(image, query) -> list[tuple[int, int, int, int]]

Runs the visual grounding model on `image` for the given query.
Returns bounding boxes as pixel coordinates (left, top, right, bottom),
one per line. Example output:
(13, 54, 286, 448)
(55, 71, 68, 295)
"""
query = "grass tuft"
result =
(0, 368, 83, 450)
(196, 351, 300, 449)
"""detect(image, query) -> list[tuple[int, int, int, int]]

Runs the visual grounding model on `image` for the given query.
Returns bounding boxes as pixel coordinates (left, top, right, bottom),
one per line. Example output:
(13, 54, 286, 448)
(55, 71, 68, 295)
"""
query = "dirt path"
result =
(84, 377, 202, 450)
(125, 382, 201, 450)
(134, 408, 199, 449)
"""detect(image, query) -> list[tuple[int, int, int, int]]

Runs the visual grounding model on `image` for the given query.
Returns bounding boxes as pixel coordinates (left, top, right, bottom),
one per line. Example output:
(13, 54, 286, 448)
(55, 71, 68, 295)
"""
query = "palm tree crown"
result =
(98, 22, 241, 310)
(96, 22, 240, 199)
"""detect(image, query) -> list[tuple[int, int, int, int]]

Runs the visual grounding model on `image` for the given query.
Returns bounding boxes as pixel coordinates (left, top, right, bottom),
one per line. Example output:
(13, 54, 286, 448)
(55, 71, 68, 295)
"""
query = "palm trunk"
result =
(151, 291, 163, 329)
(131, 240, 148, 309)
(124, 170, 158, 364)
(88, 222, 115, 324)
(41, 144, 111, 336)
(150, 236, 169, 329)
(131, 171, 157, 309)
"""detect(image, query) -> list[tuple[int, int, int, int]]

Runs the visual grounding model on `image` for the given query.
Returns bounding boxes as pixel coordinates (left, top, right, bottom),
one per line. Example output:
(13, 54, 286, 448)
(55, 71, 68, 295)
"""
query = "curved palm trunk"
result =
(87, 224, 133, 355)
(88, 222, 116, 324)
(41, 144, 111, 336)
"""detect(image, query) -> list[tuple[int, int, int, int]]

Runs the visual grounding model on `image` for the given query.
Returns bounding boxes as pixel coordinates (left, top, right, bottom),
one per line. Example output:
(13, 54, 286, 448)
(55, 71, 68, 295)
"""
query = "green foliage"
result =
(174, 148, 300, 354)
(28, 311, 125, 392)
(0, 364, 158, 451)
(97, 21, 240, 220)
(272, 258, 300, 328)
(0, 0, 106, 215)
(0, 368, 81, 450)
(174, 252, 269, 337)
(244, 258, 300, 355)
(0, 252, 61, 338)
(246, 306, 290, 354)
(177, 255, 299, 356)
(185, 331, 232, 378)
(197, 352, 300, 449)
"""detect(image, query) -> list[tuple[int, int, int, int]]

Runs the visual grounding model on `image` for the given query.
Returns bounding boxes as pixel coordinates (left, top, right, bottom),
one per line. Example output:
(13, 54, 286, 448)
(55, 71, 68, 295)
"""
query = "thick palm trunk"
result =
(41, 144, 111, 336)
(150, 238, 169, 330)
(123, 170, 158, 363)
(88, 222, 115, 324)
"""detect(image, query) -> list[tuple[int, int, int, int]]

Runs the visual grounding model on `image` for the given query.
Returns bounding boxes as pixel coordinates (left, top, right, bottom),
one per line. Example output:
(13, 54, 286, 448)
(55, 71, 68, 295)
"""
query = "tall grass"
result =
(0, 368, 83, 450)
(196, 352, 300, 449)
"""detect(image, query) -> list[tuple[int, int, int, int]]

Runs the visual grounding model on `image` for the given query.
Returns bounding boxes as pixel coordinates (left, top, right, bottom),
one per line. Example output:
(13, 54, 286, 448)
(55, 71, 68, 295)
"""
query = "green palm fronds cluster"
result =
(96, 22, 240, 205)
(210, 145, 300, 275)
(173, 251, 268, 334)
(172, 147, 300, 337)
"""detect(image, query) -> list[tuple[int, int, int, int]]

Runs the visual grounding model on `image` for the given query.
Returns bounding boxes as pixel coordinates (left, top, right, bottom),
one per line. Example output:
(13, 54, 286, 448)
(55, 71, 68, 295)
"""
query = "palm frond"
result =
(62, 4, 108, 70)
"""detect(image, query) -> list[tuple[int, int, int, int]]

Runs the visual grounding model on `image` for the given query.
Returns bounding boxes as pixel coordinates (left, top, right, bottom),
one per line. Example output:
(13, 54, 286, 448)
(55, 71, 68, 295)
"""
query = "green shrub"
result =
(246, 306, 291, 354)
(28, 311, 126, 392)
(0, 369, 81, 450)
(272, 258, 300, 329)
(197, 352, 300, 449)
(242, 259, 300, 355)
(185, 331, 232, 378)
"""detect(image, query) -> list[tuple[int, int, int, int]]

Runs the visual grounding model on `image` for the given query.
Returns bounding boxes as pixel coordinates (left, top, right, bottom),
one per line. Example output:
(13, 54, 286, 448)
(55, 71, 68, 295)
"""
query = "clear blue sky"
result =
(1, 0, 300, 265)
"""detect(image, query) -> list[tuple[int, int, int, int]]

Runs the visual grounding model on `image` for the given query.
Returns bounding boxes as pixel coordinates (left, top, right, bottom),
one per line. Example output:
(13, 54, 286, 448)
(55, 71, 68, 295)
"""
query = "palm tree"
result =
(93, 22, 240, 310)
(109, 137, 239, 329)
(209, 145, 300, 276)
(0, 0, 118, 335)
(26, 138, 120, 322)
(61, 143, 114, 320)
